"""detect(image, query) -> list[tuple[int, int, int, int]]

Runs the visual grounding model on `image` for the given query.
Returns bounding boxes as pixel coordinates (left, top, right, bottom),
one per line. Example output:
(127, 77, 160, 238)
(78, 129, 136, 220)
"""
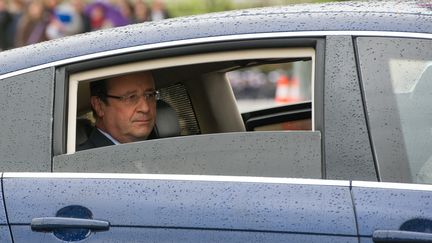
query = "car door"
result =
(355, 36, 432, 242)
(352, 181, 432, 243)
(3, 173, 357, 242)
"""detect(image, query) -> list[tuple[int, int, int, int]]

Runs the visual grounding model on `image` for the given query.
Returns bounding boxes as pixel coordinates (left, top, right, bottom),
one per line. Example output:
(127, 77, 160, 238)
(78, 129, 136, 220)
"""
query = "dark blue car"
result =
(1, 1, 432, 242)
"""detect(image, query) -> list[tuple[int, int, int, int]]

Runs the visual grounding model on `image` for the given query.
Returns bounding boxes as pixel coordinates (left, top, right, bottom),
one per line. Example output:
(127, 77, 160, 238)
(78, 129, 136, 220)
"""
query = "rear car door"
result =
(352, 181, 432, 243)
(355, 36, 432, 242)
(4, 173, 357, 242)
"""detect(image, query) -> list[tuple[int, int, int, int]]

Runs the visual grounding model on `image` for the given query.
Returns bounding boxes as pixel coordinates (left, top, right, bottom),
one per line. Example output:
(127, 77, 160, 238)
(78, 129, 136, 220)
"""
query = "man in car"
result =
(77, 71, 159, 151)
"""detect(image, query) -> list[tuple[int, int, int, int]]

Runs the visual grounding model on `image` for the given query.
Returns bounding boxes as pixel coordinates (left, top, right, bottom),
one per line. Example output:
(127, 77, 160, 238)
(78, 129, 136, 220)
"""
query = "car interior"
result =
(70, 48, 315, 154)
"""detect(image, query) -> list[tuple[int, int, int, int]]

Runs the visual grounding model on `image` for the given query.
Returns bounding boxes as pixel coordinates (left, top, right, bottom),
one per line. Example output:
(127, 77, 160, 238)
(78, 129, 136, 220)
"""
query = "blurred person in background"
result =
(0, 0, 11, 50)
(44, 0, 59, 15)
(71, 0, 91, 33)
(133, 0, 151, 23)
(116, 0, 134, 24)
(86, 2, 113, 30)
(5, 0, 25, 49)
(85, 1, 128, 31)
(45, 2, 84, 40)
(15, 0, 49, 47)
(151, 0, 169, 21)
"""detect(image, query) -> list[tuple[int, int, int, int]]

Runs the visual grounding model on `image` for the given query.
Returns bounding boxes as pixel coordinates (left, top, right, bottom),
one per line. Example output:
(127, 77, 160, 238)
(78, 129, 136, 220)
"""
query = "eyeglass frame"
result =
(103, 90, 161, 105)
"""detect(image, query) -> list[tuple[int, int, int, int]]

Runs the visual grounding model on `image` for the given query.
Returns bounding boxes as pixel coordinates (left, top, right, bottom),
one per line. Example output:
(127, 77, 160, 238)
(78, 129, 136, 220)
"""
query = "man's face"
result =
(93, 72, 157, 143)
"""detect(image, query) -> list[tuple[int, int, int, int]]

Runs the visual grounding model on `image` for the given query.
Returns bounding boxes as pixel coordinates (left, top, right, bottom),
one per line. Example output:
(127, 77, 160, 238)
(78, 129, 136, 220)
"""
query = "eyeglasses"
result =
(105, 90, 160, 105)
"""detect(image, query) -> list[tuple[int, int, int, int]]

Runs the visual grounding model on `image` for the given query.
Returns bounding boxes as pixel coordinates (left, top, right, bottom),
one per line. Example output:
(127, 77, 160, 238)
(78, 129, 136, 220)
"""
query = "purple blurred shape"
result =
(84, 1, 129, 27)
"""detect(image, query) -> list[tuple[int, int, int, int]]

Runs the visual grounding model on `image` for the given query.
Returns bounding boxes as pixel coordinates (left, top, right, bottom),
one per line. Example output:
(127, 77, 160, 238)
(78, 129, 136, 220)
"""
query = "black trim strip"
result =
(352, 36, 380, 182)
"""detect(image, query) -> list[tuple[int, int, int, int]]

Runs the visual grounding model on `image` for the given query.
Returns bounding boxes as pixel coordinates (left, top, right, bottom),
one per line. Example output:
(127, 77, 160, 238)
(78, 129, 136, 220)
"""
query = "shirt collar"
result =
(97, 128, 121, 145)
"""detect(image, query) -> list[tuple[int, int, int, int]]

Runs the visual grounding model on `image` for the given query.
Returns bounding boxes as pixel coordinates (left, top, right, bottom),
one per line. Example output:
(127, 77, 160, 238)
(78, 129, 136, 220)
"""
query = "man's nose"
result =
(136, 96, 152, 112)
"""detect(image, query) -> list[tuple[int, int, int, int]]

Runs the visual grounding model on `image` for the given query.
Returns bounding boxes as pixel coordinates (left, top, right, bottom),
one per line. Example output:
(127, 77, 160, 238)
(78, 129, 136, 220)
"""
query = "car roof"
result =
(1, 0, 431, 76)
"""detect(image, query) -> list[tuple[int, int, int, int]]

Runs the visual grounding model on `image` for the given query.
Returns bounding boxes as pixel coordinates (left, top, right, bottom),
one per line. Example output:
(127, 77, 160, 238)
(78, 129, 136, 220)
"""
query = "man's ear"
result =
(90, 96, 105, 118)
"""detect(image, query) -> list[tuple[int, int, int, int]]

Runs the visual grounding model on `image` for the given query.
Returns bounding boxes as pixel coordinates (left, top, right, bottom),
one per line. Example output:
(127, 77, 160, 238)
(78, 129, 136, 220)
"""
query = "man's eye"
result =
(125, 94, 139, 102)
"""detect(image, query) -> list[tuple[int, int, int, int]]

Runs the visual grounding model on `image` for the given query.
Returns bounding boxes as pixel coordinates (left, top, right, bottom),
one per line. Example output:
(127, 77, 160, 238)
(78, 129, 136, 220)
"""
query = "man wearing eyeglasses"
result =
(77, 71, 159, 151)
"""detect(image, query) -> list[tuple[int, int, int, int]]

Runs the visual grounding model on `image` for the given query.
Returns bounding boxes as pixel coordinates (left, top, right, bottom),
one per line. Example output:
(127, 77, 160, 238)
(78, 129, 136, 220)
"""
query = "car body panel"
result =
(324, 35, 376, 181)
(352, 181, 432, 242)
(0, 227, 12, 243)
(0, 68, 54, 172)
(3, 174, 356, 242)
(10, 227, 358, 243)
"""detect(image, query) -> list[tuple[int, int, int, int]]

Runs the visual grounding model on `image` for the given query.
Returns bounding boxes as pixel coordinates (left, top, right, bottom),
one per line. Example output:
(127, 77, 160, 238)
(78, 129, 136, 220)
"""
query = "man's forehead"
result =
(107, 72, 155, 92)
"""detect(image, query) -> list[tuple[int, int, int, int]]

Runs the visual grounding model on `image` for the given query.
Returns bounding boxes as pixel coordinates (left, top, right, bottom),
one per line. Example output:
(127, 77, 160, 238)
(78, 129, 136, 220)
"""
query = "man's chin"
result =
(130, 128, 152, 140)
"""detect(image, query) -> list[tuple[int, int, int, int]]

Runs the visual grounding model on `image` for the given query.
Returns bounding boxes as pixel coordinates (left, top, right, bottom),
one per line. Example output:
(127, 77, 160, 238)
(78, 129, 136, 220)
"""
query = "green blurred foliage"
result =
(166, 0, 235, 17)
(165, 0, 349, 18)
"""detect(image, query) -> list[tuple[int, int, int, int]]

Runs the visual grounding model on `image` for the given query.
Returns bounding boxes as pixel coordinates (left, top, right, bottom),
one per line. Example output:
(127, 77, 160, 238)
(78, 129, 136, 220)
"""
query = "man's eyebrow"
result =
(121, 90, 139, 95)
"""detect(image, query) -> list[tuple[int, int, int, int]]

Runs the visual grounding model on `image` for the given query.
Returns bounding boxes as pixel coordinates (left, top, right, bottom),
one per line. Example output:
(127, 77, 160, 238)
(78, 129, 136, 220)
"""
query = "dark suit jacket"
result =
(76, 128, 114, 151)
(76, 128, 157, 151)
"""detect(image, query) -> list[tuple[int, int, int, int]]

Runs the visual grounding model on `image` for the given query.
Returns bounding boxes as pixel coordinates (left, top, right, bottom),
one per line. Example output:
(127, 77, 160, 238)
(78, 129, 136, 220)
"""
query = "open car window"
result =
(68, 48, 315, 154)
(58, 47, 321, 178)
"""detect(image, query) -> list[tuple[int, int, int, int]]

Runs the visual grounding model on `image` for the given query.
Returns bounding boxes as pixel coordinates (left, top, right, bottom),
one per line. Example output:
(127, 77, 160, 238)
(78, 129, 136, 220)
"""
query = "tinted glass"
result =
(55, 131, 322, 179)
(358, 37, 432, 184)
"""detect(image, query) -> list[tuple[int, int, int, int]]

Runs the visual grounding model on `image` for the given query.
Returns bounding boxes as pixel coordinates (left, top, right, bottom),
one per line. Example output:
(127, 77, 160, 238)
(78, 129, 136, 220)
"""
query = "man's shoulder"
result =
(76, 128, 114, 151)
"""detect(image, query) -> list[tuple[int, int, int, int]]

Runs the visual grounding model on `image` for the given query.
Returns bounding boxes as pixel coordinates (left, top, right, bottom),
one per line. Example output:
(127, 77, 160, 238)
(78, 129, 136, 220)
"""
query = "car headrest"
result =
(154, 100, 181, 138)
(76, 118, 93, 146)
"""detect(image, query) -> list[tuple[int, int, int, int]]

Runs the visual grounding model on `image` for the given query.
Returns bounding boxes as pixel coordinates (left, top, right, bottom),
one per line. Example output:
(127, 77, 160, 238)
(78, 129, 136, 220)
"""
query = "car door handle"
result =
(31, 217, 110, 232)
(373, 230, 432, 242)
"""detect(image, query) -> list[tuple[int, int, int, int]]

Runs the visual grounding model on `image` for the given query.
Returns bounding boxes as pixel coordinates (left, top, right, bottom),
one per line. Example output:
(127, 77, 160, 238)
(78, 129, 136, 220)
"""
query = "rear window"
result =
(357, 37, 432, 184)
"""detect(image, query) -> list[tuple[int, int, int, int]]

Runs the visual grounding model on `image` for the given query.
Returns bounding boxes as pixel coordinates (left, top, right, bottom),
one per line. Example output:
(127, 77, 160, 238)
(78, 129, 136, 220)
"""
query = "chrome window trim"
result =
(3, 172, 350, 186)
(352, 181, 432, 191)
(1, 31, 432, 80)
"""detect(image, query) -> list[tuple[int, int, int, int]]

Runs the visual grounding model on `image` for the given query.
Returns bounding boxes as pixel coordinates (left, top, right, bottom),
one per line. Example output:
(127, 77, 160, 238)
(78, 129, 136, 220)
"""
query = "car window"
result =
(357, 37, 432, 184)
(55, 47, 322, 178)
(67, 48, 316, 154)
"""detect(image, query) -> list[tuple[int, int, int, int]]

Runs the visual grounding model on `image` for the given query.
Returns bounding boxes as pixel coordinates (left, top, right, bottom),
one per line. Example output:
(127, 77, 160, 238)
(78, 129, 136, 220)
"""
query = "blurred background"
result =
(0, 0, 346, 112)
(0, 0, 347, 51)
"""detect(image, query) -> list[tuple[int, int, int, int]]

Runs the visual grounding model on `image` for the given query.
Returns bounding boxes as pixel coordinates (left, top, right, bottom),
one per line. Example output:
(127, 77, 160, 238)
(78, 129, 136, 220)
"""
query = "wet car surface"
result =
(0, 1, 432, 242)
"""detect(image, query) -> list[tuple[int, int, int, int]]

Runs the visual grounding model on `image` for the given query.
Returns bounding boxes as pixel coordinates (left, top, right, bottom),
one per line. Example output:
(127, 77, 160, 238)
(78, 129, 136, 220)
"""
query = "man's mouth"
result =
(133, 119, 152, 124)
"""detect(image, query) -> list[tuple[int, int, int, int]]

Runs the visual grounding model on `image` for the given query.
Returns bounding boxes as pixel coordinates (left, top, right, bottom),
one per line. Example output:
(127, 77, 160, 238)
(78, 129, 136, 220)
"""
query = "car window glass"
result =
(55, 131, 322, 178)
(357, 37, 432, 184)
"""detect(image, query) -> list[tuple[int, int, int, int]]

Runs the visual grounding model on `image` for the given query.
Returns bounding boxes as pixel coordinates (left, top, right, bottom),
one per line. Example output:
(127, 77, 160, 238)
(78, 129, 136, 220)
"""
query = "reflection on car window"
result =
(358, 37, 432, 184)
